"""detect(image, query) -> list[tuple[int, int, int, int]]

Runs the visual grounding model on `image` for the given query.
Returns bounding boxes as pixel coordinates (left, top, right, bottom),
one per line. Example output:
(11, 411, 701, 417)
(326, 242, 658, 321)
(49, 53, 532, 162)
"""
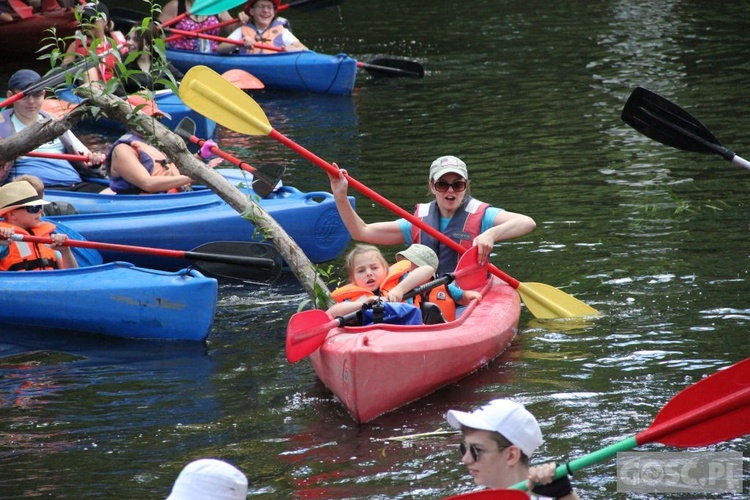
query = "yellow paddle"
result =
(179, 66, 599, 319)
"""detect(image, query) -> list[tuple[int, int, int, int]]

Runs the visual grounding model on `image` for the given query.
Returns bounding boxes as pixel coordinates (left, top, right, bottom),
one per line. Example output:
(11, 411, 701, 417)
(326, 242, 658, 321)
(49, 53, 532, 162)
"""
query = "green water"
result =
(0, 0, 748, 497)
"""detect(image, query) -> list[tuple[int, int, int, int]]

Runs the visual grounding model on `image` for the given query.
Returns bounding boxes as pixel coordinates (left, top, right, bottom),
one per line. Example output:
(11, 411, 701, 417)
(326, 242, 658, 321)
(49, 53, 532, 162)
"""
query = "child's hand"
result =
(0, 227, 14, 240)
(48, 233, 69, 248)
(527, 462, 557, 490)
(460, 290, 482, 305)
(384, 289, 404, 302)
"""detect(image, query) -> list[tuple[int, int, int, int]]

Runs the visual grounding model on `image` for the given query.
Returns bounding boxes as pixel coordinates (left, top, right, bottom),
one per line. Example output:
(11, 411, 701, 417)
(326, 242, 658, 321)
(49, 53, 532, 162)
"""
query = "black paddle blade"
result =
(174, 117, 201, 154)
(188, 241, 283, 284)
(621, 87, 733, 160)
(361, 58, 425, 79)
(251, 163, 286, 197)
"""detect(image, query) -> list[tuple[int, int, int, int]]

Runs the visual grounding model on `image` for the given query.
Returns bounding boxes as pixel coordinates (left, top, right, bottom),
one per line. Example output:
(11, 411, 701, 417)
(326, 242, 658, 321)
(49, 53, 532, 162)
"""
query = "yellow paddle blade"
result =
(517, 282, 600, 319)
(180, 66, 272, 136)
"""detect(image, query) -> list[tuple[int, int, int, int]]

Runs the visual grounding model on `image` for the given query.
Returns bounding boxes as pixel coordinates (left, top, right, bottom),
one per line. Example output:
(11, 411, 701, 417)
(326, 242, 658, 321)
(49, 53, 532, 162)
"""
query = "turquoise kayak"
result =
(0, 262, 217, 341)
(45, 170, 354, 270)
(55, 87, 217, 139)
(166, 49, 358, 95)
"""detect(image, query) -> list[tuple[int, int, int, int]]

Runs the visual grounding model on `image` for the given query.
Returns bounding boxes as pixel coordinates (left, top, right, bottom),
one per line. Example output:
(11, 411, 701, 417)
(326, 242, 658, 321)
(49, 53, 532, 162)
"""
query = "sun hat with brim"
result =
(0, 181, 50, 216)
(446, 399, 544, 458)
(396, 244, 438, 272)
(429, 155, 469, 182)
(126, 95, 164, 117)
(166, 458, 248, 500)
(8, 69, 41, 92)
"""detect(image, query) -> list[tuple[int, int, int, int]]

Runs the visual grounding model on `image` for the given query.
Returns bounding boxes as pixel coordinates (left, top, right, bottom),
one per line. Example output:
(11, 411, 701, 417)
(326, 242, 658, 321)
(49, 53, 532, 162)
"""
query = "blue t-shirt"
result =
(396, 207, 502, 302)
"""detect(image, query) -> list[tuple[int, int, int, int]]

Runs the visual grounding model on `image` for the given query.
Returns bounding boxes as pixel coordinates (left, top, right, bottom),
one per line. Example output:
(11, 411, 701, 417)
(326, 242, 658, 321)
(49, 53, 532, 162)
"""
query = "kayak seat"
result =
(420, 302, 446, 325)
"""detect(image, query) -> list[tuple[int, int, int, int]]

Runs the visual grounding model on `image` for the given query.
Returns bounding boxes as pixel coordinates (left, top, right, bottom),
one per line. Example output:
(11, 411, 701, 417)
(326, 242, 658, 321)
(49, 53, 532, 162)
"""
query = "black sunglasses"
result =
(24, 205, 44, 214)
(433, 180, 467, 192)
(459, 441, 507, 462)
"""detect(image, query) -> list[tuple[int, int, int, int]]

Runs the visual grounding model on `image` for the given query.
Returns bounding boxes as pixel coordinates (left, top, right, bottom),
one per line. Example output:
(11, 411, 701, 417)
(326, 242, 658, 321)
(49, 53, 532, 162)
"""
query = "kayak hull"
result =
(309, 278, 520, 423)
(45, 172, 353, 270)
(0, 262, 217, 341)
(166, 49, 358, 95)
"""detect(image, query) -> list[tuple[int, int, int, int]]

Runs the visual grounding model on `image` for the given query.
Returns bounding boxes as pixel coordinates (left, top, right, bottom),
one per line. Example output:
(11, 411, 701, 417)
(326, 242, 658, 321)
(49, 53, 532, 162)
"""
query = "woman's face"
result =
(429, 172, 468, 216)
(126, 30, 142, 53)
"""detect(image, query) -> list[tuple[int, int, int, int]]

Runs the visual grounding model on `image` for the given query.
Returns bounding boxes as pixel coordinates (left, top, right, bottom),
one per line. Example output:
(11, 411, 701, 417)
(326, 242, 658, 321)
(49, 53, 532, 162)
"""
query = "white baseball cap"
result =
(429, 155, 469, 182)
(446, 399, 544, 458)
(166, 459, 248, 500)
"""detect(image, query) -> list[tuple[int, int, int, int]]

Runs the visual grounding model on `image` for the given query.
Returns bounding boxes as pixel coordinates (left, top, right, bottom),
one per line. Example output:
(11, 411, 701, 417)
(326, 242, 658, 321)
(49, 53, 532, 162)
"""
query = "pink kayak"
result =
(309, 277, 521, 423)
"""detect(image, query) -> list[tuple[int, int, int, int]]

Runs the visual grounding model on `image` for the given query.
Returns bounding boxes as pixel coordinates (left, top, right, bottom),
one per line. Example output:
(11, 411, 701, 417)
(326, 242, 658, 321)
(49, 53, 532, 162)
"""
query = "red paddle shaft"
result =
(267, 129, 523, 288)
(184, 133, 261, 176)
(164, 18, 237, 43)
(14, 234, 196, 260)
(26, 152, 89, 162)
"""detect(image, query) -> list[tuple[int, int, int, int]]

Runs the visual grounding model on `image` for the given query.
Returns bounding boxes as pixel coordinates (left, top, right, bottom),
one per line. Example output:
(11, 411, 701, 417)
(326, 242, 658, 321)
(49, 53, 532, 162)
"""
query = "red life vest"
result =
(72, 31, 126, 82)
(410, 197, 490, 276)
(0, 221, 60, 271)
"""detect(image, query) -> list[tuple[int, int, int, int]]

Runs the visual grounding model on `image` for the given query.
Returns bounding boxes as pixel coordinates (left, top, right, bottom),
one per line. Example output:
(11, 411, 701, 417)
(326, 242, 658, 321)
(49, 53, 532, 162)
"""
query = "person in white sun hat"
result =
(446, 399, 579, 499)
(166, 458, 248, 500)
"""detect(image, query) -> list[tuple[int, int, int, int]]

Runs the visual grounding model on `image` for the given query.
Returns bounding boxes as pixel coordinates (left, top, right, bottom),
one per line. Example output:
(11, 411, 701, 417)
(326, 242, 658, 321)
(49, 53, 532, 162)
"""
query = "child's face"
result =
(8, 205, 43, 229)
(351, 251, 387, 292)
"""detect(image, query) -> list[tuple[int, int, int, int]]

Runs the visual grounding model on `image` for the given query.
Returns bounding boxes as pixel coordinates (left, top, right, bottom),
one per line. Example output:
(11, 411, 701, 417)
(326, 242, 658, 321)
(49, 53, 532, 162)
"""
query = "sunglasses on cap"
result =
(23, 205, 44, 214)
(433, 180, 467, 192)
(459, 441, 508, 462)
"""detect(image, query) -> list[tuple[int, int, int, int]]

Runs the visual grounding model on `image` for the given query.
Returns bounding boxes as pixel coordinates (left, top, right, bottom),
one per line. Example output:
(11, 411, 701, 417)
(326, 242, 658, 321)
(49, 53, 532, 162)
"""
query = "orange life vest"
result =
(0, 221, 60, 271)
(240, 21, 286, 53)
(330, 260, 456, 321)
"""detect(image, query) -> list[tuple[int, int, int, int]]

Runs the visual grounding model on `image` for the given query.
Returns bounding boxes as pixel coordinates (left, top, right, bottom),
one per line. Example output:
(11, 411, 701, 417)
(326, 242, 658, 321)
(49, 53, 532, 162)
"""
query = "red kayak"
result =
(0, 6, 78, 58)
(309, 277, 521, 423)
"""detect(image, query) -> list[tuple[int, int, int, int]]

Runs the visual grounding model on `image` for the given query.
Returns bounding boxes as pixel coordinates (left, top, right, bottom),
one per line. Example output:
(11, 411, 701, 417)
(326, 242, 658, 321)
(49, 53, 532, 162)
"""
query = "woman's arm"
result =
(473, 209, 536, 264)
(328, 168, 405, 245)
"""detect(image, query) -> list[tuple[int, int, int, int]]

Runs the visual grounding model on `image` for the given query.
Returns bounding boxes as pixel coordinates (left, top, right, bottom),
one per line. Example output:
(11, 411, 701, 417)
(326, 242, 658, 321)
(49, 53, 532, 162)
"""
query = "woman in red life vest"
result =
(328, 156, 536, 278)
(0, 181, 78, 271)
(326, 244, 435, 320)
(62, 2, 126, 86)
(217, 0, 307, 54)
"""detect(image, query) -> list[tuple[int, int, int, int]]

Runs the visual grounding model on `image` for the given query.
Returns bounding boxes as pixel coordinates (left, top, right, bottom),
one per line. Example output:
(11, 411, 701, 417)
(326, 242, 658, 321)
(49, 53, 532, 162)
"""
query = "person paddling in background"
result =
(116, 22, 184, 95)
(0, 181, 78, 271)
(328, 155, 536, 287)
(326, 243, 436, 321)
(0, 69, 107, 192)
(63, 2, 125, 87)
(216, 0, 307, 54)
(447, 399, 579, 499)
(160, 0, 249, 53)
(105, 97, 222, 194)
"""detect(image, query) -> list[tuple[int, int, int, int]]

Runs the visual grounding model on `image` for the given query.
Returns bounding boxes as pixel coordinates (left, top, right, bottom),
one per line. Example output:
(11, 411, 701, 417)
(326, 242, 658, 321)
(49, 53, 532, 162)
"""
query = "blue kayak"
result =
(44, 171, 353, 270)
(0, 262, 217, 341)
(166, 49, 358, 95)
(55, 87, 217, 139)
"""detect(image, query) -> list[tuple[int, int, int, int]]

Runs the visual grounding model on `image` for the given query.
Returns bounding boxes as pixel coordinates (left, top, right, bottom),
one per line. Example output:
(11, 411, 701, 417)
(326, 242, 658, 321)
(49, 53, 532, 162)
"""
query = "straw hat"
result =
(0, 181, 50, 216)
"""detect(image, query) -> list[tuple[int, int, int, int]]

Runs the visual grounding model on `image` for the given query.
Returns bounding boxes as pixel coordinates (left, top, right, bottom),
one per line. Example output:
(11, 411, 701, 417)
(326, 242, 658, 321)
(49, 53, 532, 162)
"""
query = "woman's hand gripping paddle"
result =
(285, 247, 488, 363)
(179, 66, 599, 319)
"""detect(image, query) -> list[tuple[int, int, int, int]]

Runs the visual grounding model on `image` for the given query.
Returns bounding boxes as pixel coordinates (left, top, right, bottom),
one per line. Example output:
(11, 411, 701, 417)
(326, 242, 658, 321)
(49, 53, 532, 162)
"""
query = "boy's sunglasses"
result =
(433, 180, 467, 192)
(459, 441, 509, 462)
(24, 205, 44, 214)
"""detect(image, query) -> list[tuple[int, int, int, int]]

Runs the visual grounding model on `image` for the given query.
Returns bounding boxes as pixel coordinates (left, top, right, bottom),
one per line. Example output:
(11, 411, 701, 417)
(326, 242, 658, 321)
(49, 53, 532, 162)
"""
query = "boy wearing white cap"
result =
(446, 399, 579, 499)
(167, 458, 248, 500)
